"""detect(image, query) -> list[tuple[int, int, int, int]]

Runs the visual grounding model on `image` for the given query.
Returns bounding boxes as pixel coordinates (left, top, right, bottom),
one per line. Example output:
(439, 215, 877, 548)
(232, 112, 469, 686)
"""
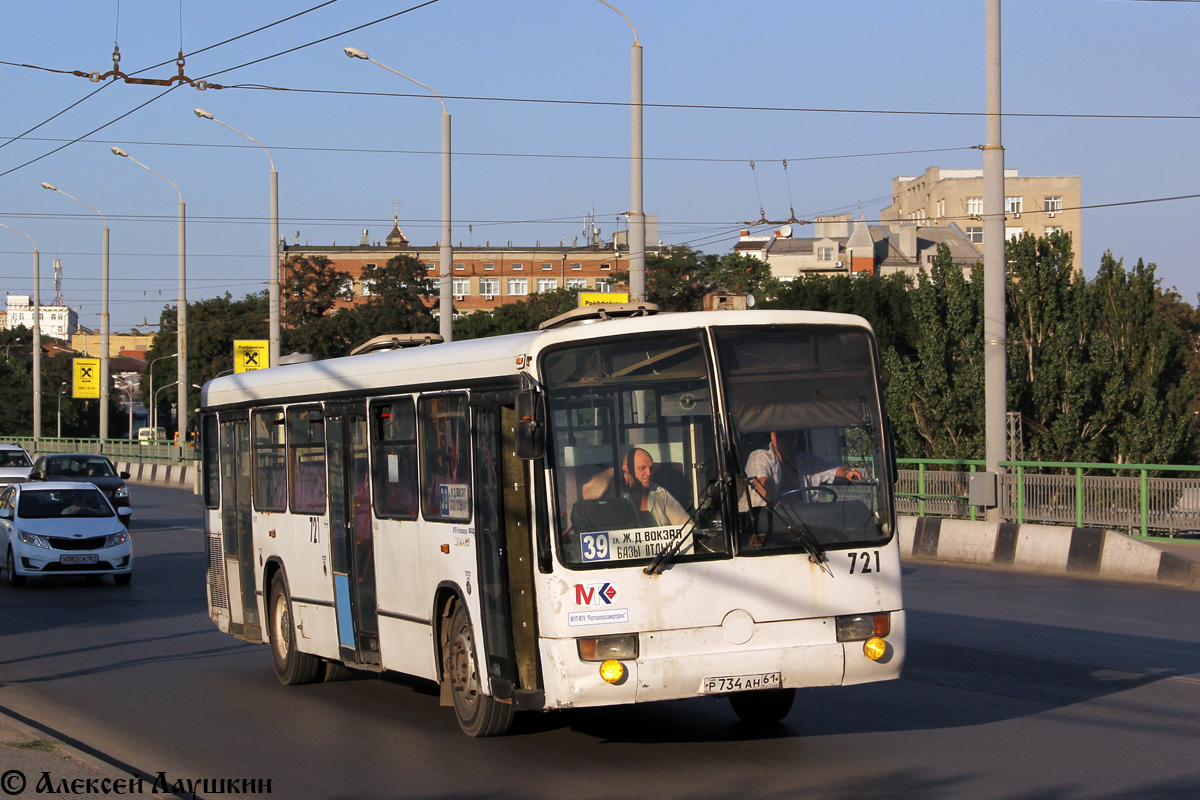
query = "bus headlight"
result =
(835, 612, 891, 642)
(863, 637, 888, 661)
(577, 633, 638, 662)
(599, 659, 626, 684)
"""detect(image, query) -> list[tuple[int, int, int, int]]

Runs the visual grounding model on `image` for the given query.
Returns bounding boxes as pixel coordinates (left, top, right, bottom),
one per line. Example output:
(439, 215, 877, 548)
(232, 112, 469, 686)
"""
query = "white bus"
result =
(200, 306, 904, 736)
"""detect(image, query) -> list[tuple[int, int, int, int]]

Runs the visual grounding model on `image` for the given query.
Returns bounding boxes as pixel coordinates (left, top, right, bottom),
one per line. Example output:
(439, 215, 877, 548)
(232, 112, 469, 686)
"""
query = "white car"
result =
(0, 482, 133, 587)
(0, 444, 32, 488)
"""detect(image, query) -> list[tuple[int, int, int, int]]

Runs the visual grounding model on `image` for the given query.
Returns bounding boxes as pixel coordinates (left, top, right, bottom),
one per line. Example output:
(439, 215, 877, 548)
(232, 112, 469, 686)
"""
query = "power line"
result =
(225, 83, 1200, 121)
(0, 134, 980, 167)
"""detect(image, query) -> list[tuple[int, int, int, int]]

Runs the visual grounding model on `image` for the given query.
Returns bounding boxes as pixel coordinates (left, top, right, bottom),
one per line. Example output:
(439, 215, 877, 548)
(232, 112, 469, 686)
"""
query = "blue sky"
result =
(2, 0, 1198, 331)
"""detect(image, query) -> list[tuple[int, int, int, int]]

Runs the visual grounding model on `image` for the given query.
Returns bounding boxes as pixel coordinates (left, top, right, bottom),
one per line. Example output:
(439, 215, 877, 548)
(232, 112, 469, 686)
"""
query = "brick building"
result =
(280, 219, 660, 317)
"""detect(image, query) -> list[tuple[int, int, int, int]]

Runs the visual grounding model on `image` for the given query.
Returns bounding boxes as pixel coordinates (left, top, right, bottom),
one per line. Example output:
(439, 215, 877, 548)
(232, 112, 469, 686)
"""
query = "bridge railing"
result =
(1, 437, 195, 464)
(897, 459, 1200, 538)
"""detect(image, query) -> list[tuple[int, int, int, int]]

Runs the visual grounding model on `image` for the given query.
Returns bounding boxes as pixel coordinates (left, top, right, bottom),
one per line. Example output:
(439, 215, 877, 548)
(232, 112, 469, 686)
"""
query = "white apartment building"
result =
(4, 295, 79, 339)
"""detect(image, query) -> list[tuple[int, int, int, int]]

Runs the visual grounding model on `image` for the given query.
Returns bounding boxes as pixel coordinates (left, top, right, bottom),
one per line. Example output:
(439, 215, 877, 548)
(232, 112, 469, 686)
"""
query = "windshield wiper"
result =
(749, 484, 833, 576)
(644, 477, 728, 576)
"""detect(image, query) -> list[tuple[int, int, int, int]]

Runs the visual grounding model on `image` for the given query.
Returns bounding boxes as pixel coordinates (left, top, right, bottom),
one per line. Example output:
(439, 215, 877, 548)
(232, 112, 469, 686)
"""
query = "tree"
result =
(623, 249, 779, 312)
(766, 271, 915, 357)
(283, 255, 349, 321)
(881, 244, 985, 459)
(145, 292, 269, 434)
(454, 288, 580, 340)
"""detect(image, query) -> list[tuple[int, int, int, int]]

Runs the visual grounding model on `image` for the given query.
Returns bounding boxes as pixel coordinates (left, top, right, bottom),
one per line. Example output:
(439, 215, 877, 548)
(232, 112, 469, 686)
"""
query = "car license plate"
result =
(701, 672, 782, 694)
(60, 554, 98, 565)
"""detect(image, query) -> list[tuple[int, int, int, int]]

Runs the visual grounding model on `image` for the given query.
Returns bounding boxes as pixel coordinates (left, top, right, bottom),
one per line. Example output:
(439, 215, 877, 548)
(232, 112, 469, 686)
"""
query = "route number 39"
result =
(847, 550, 881, 574)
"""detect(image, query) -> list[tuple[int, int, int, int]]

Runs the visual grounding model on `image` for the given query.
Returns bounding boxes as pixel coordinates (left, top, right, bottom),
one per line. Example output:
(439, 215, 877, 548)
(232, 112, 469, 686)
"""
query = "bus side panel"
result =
(374, 518, 441, 681)
(255, 509, 342, 661)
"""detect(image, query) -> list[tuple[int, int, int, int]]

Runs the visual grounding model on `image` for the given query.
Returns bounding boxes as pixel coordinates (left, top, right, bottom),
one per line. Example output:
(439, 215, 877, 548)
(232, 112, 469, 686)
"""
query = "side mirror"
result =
(0, 508, 11, 520)
(117, 507, 132, 519)
(514, 389, 546, 460)
(119, 472, 131, 480)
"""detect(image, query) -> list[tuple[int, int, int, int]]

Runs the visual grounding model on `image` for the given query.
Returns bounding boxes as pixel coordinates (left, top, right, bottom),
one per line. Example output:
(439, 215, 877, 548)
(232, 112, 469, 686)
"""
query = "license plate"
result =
(701, 672, 782, 694)
(60, 554, 98, 565)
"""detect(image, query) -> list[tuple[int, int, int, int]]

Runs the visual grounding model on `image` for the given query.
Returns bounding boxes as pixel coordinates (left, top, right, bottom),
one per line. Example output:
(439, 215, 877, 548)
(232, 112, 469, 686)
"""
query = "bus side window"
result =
(371, 398, 418, 519)
(418, 394, 472, 522)
(252, 408, 287, 512)
(288, 406, 327, 515)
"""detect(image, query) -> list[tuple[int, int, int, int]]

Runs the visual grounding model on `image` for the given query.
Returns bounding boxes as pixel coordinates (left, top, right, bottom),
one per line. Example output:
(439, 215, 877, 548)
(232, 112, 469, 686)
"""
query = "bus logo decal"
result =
(575, 582, 617, 606)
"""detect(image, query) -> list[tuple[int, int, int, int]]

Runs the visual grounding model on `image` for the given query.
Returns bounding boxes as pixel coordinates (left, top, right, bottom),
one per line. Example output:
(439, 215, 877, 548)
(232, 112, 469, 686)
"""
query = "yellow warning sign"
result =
(578, 292, 629, 307)
(73, 358, 101, 399)
(234, 340, 270, 373)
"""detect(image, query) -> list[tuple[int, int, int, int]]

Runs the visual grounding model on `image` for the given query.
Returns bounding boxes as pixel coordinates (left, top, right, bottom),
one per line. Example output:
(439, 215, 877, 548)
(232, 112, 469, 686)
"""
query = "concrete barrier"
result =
(117, 459, 197, 490)
(899, 515, 1200, 588)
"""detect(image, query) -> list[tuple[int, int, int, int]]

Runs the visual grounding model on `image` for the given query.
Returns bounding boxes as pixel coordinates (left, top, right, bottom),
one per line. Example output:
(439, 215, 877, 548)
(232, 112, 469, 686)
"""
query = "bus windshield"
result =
(716, 326, 890, 554)
(544, 325, 891, 569)
(543, 331, 725, 567)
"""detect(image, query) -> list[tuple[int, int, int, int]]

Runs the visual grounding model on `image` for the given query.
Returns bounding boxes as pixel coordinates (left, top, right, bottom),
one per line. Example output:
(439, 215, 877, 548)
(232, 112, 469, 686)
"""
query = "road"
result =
(2, 485, 1199, 800)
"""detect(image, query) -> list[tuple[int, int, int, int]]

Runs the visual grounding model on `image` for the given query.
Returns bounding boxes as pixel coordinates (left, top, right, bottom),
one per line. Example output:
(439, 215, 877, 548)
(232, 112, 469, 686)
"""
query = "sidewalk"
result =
(0, 713, 140, 799)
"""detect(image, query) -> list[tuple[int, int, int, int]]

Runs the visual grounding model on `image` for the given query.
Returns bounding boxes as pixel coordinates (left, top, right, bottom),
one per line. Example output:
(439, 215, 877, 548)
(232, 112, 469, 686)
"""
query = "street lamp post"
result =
(57, 382, 68, 439)
(0, 224, 41, 442)
(154, 381, 178, 432)
(344, 47, 452, 342)
(596, 1, 644, 301)
(147, 353, 179, 432)
(41, 182, 109, 441)
(193, 109, 280, 368)
(111, 147, 188, 446)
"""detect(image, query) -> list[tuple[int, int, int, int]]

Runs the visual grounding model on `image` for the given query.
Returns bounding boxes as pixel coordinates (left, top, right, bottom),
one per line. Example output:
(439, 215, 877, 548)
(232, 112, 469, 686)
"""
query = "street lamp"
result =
(595, 1, 644, 301)
(41, 181, 110, 440)
(344, 46, 453, 342)
(154, 381, 178, 433)
(194, 108, 280, 368)
(111, 147, 188, 447)
(0, 223, 41, 442)
(146, 352, 179, 431)
(57, 381, 68, 439)
(6, 338, 22, 359)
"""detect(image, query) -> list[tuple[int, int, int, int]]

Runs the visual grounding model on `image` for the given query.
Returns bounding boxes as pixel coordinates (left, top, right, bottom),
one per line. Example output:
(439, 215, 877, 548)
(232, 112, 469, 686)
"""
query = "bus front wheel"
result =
(269, 573, 321, 686)
(729, 688, 796, 724)
(443, 602, 515, 737)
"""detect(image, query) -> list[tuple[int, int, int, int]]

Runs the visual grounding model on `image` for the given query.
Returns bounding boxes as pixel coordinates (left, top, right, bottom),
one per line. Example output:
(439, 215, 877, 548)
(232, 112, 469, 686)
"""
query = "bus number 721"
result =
(847, 550, 880, 574)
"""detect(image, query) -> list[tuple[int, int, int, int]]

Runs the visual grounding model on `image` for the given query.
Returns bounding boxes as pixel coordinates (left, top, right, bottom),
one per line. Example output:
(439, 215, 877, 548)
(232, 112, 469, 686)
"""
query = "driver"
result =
(740, 430, 861, 514)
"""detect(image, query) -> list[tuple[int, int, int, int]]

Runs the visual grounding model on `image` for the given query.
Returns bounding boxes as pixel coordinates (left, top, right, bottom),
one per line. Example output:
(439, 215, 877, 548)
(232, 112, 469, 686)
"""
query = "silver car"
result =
(0, 482, 133, 587)
(0, 444, 32, 488)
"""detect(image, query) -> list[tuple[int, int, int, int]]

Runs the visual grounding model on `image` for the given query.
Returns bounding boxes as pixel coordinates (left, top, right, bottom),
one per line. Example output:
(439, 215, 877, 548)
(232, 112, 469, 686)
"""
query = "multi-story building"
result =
(735, 214, 982, 281)
(280, 218, 658, 316)
(881, 167, 1081, 256)
(4, 295, 78, 339)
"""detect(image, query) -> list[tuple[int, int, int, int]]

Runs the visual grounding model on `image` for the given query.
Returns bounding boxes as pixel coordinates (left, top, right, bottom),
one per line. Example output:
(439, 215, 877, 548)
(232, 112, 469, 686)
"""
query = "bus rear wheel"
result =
(729, 688, 796, 724)
(443, 602, 514, 737)
(269, 573, 321, 686)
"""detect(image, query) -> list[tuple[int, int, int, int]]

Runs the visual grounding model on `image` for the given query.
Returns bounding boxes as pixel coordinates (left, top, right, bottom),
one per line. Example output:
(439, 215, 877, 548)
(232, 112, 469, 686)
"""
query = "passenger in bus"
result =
(581, 447, 689, 527)
(740, 430, 861, 513)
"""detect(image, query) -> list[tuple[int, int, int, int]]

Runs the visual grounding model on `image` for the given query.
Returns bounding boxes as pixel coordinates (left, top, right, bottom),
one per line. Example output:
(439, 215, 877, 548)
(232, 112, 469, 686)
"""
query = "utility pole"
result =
(983, 0, 1007, 520)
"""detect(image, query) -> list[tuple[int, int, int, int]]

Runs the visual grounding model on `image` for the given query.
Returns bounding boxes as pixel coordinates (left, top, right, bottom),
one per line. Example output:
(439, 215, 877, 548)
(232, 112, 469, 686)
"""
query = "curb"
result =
(898, 516, 1200, 588)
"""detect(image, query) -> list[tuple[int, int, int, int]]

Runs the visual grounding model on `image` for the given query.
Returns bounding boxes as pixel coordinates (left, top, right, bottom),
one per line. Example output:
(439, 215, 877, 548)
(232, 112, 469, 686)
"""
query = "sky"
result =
(2, 0, 1198, 332)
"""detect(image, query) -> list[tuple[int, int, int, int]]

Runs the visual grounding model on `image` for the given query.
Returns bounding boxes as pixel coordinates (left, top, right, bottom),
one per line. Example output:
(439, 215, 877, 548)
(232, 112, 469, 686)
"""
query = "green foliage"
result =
(145, 292, 269, 433)
(879, 245, 986, 459)
(0, 326, 116, 438)
(454, 288, 580, 340)
(765, 271, 914, 356)
(283, 254, 349, 321)
(616, 249, 779, 312)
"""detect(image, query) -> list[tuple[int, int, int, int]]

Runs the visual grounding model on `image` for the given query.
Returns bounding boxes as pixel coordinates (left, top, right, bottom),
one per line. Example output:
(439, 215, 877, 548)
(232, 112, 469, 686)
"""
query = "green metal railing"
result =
(897, 458, 1200, 539)
(0, 437, 196, 464)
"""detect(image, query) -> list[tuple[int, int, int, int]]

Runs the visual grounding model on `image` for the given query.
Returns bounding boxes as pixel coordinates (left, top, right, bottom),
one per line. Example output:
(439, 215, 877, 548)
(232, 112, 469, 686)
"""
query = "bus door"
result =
(325, 402, 380, 665)
(472, 398, 541, 704)
(219, 412, 261, 639)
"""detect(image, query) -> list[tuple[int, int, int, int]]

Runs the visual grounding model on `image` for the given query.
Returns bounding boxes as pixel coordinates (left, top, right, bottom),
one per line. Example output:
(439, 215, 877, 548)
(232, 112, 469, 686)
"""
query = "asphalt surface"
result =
(3, 485, 1200, 799)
